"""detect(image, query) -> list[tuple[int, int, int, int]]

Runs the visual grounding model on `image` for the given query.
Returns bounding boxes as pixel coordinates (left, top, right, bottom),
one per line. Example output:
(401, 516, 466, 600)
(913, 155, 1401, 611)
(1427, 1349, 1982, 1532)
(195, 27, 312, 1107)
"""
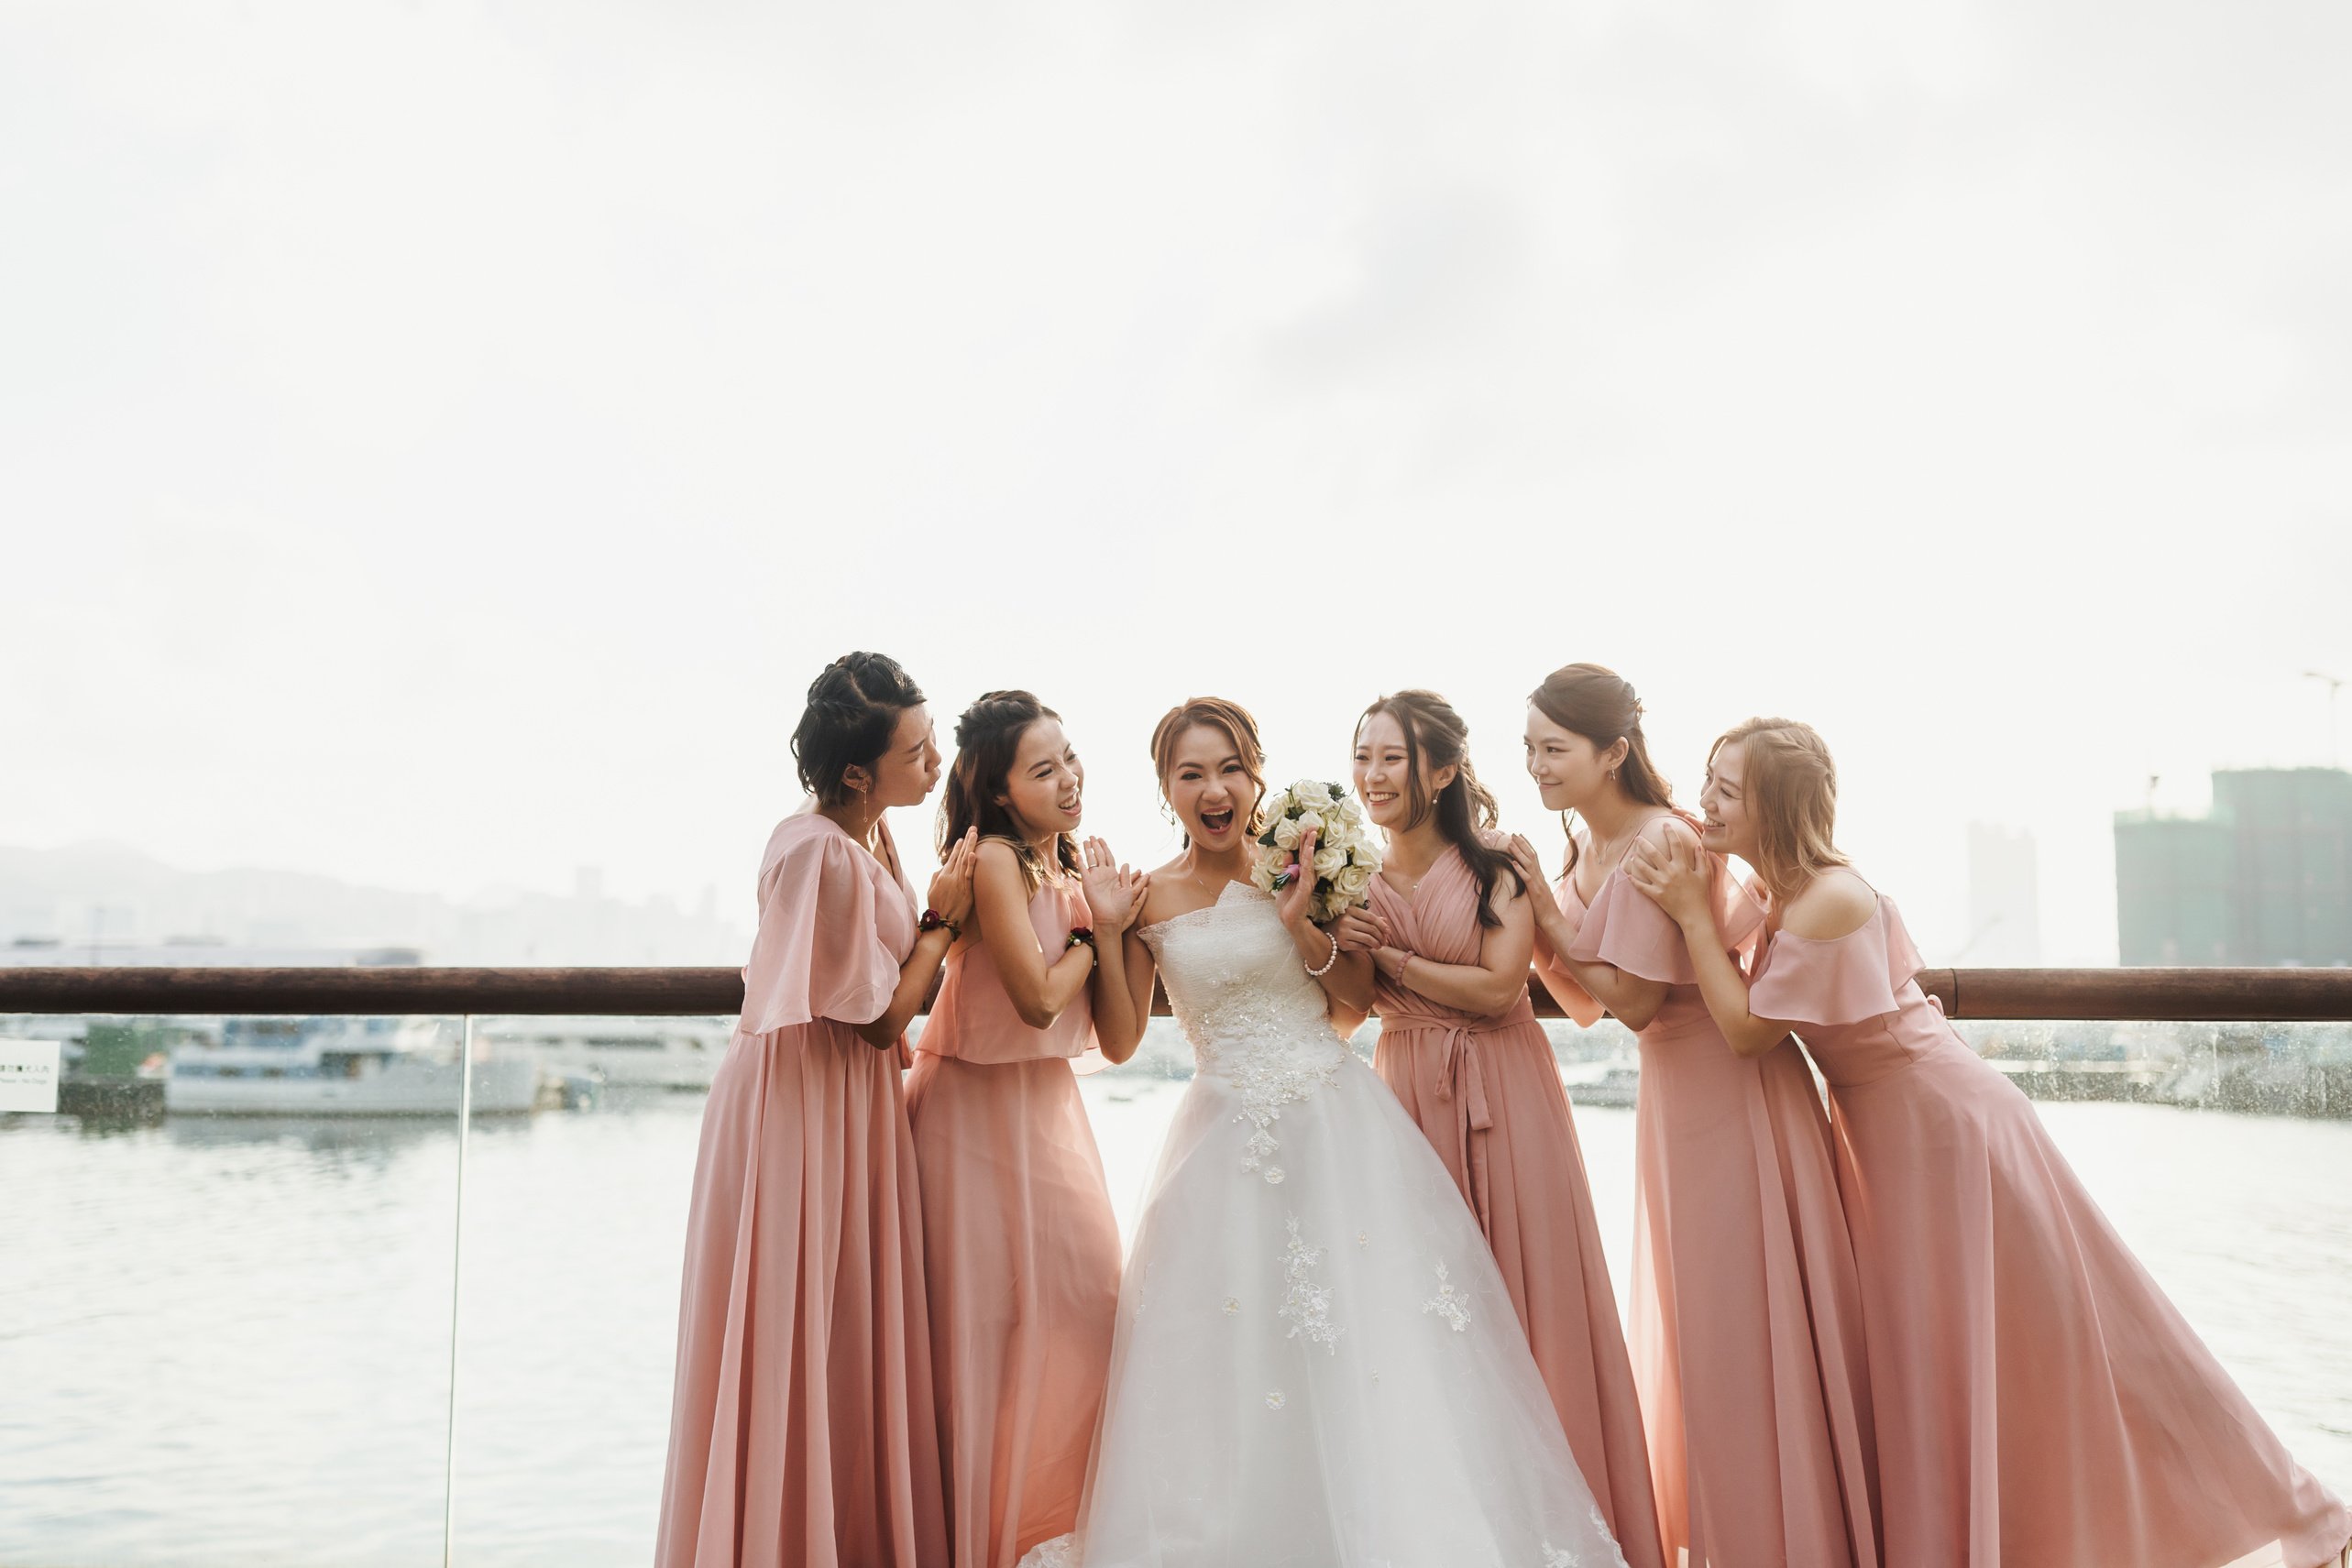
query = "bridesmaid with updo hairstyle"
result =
(657, 651, 976, 1568)
(1628, 718, 2351, 1568)
(907, 690, 1147, 1568)
(1344, 688, 1665, 1568)
(1510, 664, 1879, 1568)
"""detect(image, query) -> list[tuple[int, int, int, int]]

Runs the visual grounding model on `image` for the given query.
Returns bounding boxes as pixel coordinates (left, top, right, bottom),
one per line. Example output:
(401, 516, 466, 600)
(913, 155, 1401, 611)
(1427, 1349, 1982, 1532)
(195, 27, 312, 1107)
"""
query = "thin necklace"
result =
(1588, 811, 1651, 872)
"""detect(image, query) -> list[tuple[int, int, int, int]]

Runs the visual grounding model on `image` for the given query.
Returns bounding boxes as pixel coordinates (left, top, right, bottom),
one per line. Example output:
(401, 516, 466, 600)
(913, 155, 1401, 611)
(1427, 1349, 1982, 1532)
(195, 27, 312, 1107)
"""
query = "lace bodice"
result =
(1140, 883, 1353, 1184)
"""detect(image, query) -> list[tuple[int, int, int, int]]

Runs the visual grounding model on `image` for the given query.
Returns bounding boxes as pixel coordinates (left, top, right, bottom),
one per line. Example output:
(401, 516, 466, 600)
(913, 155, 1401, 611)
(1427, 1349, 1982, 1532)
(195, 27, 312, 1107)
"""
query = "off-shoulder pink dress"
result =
(1368, 846, 1665, 1568)
(656, 810, 949, 1568)
(1753, 891, 2351, 1568)
(906, 874, 1122, 1568)
(1543, 848, 1880, 1568)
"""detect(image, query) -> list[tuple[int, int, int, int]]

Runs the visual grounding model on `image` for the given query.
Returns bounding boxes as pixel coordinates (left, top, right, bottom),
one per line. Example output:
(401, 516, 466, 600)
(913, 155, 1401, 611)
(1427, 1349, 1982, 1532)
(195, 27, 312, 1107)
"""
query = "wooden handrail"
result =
(4, 966, 2351, 1021)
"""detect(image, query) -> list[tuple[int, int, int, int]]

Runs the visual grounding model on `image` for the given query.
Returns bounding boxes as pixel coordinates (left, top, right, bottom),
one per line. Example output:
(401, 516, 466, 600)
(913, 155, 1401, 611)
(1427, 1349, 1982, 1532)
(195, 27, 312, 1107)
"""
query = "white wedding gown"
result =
(1022, 883, 1628, 1568)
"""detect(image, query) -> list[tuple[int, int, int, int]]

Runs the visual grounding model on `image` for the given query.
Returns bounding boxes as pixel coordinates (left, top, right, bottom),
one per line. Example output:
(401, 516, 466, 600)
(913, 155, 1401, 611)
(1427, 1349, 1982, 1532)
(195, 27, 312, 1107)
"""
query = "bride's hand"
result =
(1275, 827, 1320, 930)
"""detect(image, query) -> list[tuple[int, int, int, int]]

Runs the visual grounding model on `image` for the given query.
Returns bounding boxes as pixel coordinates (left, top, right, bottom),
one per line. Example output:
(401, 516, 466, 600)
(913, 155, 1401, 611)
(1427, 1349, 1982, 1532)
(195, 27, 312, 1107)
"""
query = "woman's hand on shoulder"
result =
(926, 828, 979, 928)
(1507, 835, 1564, 923)
(1779, 867, 1878, 941)
(1623, 817, 1710, 926)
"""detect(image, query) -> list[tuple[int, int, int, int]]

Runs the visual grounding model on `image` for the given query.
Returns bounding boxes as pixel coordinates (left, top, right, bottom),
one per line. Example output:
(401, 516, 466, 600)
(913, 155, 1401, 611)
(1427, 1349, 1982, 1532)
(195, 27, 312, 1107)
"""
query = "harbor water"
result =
(2, 1026, 2348, 1567)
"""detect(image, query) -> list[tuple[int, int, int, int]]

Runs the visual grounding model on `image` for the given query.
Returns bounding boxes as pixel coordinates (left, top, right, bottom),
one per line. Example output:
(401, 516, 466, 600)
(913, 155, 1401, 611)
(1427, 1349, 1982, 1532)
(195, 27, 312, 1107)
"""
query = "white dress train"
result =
(1021, 883, 1628, 1568)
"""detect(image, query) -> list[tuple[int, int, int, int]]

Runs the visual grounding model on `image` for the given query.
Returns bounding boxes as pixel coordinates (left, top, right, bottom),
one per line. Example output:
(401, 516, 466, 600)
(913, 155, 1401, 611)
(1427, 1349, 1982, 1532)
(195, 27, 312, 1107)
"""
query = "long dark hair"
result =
(937, 689, 1082, 891)
(1357, 689, 1523, 928)
(1526, 662, 1676, 878)
(791, 652, 925, 806)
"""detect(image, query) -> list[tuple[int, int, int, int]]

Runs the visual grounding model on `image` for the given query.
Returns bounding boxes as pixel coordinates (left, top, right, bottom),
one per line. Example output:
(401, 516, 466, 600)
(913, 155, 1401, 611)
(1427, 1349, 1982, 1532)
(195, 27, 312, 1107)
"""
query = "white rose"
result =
(1295, 780, 1333, 808)
(1272, 817, 1302, 850)
(1250, 856, 1279, 893)
(1313, 843, 1346, 876)
(1335, 861, 1373, 897)
(1296, 810, 1324, 836)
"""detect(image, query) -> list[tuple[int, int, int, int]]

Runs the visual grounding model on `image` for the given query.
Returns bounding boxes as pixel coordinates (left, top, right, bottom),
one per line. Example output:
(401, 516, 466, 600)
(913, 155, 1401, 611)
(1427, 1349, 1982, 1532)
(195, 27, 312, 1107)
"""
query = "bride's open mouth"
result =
(1198, 806, 1235, 833)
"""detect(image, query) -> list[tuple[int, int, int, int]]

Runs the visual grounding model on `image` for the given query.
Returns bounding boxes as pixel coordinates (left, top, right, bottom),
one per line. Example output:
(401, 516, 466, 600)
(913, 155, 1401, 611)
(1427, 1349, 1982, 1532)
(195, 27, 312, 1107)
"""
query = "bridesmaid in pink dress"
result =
(1346, 689, 1665, 1568)
(1627, 717, 2352, 1568)
(1512, 663, 1879, 1568)
(907, 691, 1149, 1568)
(658, 651, 975, 1568)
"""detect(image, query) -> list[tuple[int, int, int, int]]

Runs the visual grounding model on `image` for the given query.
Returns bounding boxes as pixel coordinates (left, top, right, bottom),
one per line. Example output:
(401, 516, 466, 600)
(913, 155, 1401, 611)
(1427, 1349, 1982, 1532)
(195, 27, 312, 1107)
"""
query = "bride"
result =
(1024, 697, 1628, 1568)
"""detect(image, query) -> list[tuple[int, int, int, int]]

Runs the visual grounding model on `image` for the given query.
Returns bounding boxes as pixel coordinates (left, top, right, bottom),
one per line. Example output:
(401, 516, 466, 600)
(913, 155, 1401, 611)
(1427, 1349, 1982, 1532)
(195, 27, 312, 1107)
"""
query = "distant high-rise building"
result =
(1966, 823, 2043, 964)
(2115, 767, 2352, 966)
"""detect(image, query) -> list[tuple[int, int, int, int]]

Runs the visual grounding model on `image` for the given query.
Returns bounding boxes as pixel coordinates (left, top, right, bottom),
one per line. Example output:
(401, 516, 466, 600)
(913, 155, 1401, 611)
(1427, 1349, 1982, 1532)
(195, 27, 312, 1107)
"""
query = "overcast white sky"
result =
(5, 0, 2347, 962)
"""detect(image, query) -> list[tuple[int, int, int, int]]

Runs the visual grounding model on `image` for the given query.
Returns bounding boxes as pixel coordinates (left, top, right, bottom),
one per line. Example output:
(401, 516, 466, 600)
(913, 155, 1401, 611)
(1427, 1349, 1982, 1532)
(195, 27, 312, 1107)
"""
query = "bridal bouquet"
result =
(1249, 780, 1381, 922)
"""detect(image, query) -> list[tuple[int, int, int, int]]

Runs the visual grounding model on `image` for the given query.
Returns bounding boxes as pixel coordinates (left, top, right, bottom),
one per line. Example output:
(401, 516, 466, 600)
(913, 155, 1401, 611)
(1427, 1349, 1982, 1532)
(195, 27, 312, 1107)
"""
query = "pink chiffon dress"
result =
(1543, 848, 1880, 1568)
(1751, 889, 2351, 1568)
(656, 809, 949, 1568)
(1368, 846, 1666, 1568)
(906, 872, 1122, 1568)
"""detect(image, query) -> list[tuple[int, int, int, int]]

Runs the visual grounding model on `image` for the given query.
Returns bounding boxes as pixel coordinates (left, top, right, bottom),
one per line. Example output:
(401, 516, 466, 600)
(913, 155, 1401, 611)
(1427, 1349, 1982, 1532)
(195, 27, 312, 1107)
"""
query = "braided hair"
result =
(792, 652, 927, 806)
(937, 690, 1083, 892)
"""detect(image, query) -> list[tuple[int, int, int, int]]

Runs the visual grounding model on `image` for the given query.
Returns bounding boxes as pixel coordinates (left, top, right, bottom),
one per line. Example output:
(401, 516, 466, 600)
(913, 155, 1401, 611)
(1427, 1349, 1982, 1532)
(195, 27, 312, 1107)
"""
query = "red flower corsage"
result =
(1064, 927, 1097, 950)
(918, 908, 962, 939)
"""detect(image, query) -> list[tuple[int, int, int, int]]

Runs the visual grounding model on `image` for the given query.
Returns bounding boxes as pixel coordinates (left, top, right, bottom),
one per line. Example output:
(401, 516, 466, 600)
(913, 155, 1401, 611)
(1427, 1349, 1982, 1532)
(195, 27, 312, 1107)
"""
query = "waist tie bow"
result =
(1383, 1010, 1503, 1233)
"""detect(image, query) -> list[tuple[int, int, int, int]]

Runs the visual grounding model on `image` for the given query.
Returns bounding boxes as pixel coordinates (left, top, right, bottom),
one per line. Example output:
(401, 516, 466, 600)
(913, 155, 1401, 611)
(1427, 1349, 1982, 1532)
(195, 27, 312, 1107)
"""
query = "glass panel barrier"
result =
(444, 1014, 730, 1565)
(7, 1010, 2345, 1563)
(0, 1013, 478, 1567)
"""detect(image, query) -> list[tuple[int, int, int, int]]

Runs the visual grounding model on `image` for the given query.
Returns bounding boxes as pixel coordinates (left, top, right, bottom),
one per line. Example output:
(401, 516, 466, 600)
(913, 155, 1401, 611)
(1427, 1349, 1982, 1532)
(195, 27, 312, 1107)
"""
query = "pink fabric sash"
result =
(1379, 1008, 1519, 1228)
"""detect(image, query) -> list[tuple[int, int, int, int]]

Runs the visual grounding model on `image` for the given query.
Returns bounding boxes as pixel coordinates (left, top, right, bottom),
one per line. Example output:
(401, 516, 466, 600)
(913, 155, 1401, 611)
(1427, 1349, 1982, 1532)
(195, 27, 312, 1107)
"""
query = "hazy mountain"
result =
(0, 842, 748, 966)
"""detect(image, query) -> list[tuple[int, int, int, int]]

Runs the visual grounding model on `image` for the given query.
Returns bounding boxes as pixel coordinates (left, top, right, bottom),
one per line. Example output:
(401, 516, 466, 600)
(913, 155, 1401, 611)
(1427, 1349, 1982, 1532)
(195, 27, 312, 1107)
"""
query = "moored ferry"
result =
(165, 1016, 540, 1115)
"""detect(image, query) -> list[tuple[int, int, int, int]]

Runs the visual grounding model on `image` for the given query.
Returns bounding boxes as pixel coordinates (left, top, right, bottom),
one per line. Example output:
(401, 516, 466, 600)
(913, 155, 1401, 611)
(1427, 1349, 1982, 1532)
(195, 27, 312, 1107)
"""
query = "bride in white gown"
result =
(1025, 700, 1627, 1568)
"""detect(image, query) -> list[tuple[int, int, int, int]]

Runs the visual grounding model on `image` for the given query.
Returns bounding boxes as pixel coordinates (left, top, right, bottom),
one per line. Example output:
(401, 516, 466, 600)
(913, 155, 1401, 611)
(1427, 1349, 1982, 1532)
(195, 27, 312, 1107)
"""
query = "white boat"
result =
(165, 1017, 539, 1116)
(482, 1015, 730, 1091)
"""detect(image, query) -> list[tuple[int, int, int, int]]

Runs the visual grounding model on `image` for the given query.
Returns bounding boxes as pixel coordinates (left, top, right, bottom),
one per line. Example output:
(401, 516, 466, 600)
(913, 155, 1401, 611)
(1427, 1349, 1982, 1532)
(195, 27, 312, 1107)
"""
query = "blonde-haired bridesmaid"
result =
(1511, 664, 1879, 1568)
(907, 690, 1147, 1568)
(1346, 689, 1665, 1568)
(1629, 717, 2351, 1568)
(658, 651, 973, 1568)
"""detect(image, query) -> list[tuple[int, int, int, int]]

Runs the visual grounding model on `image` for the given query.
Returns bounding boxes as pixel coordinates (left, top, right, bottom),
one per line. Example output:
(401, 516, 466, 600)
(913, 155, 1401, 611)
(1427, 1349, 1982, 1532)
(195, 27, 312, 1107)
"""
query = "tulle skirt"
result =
(1033, 1050, 1631, 1568)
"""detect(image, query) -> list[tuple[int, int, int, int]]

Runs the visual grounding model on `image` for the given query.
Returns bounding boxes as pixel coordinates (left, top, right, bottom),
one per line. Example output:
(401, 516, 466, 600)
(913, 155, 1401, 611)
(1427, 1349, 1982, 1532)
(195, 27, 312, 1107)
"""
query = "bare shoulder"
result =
(1781, 866, 1878, 940)
(973, 838, 1029, 888)
(1638, 812, 1701, 850)
(1134, 855, 1196, 926)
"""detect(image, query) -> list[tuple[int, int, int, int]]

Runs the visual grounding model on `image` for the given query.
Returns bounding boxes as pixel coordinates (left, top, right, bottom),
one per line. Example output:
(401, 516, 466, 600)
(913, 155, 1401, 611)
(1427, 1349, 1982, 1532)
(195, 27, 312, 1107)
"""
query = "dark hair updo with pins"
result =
(1526, 662, 1676, 878)
(791, 652, 927, 806)
(1356, 689, 1525, 928)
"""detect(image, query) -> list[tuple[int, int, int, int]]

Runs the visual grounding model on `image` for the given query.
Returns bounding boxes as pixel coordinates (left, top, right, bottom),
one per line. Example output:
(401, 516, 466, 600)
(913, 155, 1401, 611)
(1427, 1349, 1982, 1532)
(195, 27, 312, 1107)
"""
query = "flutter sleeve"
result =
(1566, 868, 1701, 985)
(738, 823, 907, 1035)
(1532, 951, 1607, 1027)
(1748, 899, 1921, 1027)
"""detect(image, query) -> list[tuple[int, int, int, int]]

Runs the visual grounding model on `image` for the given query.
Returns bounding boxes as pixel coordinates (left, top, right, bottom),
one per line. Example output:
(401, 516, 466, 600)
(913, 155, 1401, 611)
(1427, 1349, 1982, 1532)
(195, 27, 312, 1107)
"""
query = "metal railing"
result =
(5, 966, 2352, 1019)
